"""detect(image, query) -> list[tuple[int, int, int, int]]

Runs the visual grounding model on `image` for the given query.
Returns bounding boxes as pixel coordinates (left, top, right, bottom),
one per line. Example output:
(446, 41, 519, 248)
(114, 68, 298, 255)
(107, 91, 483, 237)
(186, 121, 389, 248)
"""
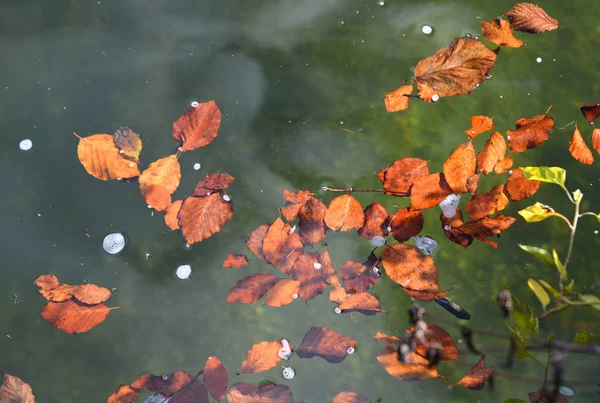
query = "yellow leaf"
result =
(520, 166, 565, 186)
(527, 279, 550, 310)
(518, 202, 561, 223)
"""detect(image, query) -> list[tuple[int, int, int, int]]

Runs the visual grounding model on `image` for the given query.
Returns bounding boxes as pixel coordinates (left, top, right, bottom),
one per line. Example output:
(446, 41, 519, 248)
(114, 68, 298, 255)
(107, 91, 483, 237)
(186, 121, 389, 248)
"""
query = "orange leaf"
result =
(410, 173, 452, 210)
(402, 287, 450, 301)
(40, 300, 116, 334)
(377, 158, 429, 195)
(459, 214, 516, 244)
(480, 19, 523, 48)
(505, 3, 559, 34)
(507, 113, 554, 152)
(164, 200, 183, 230)
(466, 173, 481, 195)
(0, 373, 35, 403)
(324, 194, 365, 231)
(172, 101, 221, 151)
(339, 292, 383, 315)
(77, 134, 140, 181)
(464, 116, 494, 139)
(454, 355, 494, 390)
(331, 392, 373, 403)
(281, 189, 312, 221)
(358, 202, 388, 240)
(226, 273, 279, 304)
(414, 38, 497, 102)
(245, 224, 269, 263)
(108, 385, 140, 403)
(34, 274, 59, 291)
(318, 249, 343, 289)
(113, 126, 142, 160)
(292, 252, 329, 301)
(466, 184, 509, 221)
(382, 244, 439, 300)
(204, 356, 228, 402)
(139, 154, 181, 196)
(330, 285, 349, 304)
(296, 327, 357, 363)
(408, 324, 459, 361)
(297, 196, 327, 246)
(178, 193, 233, 245)
(34, 274, 112, 304)
(477, 130, 507, 175)
(505, 168, 541, 201)
(494, 156, 514, 174)
(374, 332, 440, 381)
(141, 184, 172, 211)
(339, 260, 370, 293)
(387, 208, 424, 243)
(593, 127, 600, 154)
(443, 141, 476, 194)
(227, 383, 295, 403)
(262, 217, 304, 274)
(569, 125, 594, 164)
(384, 84, 413, 112)
(223, 253, 249, 268)
(192, 173, 235, 197)
(579, 103, 600, 122)
(240, 340, 285, 373)
(265, 279, 301, 307)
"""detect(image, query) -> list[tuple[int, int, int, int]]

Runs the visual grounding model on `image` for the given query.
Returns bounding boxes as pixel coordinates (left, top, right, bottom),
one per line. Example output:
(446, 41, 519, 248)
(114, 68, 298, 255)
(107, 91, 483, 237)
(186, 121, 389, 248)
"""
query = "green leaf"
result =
(520, 166, 566, 186)
(518, 202, 562, 223)
(552, 249, 568, 280)
(580, 294, 600, 312)
(512, 296, 539, 334)
(573, 332, 599, 345)
(507, 324, 533, 359)
(538, 279, 561, 300)
(527, 279, 550, 310)
(518, 244, 553, 265)
(572, 189, 583, 202)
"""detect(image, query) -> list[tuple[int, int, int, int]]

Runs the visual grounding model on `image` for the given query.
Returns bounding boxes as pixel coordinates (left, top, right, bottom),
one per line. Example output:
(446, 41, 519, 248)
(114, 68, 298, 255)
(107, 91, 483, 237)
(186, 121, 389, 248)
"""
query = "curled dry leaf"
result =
(292, 252, 329, 301)
(505, 2, 559, 34)
(141, 184, 171, 211)
(505, 168, 541, 201)
(443, 141, 476, 194)
(569, 125, 594, 165)
(223, 253, 249, 268)
(172, 100, 221, 151)
(164, 200, 183, 230)
(507, 112, 554, 152)
(579, 103, 600, 122)
(34, 274, 111, 305)
(178, 193, 233, 245)
(414, 38, 497, 102)
(113, 126, 142, 160)
(494, 156, 514, 174)
(384, 84, 413, 112)
(265, 279, 301, 307)
(410, 173, 452, 210)
(480, 19, 523, 48)
(281, 189, 312, 221)
(245, 224, 269, 263)
(262, 218, 304, 274)
(465, 184, 509, 221)
(408, 324, 459, 361)
(477, 130, 507, 175)
(77, 134, 140, 181)
(339, 292, 383, 316)
(387, 208, 424, 243)
(108, 384, 140, 403)
(331, 392, 373, 403)
(298, 196, 327, 246)
(139, 154, 181, 196)
(375, 332, 440, 381)
(441, 209, 473, 249)
(240, 340, 286, 373)
(227, 383, 295, 403)
(377, 158, 429, 195)
(454, 355, 494, 390)
(593, 127, 600, 154)
(465, 115, 494, 140)
(204, 356, 228, 402)
(324, 194, 365, 231)
(226, 273, 279, 304)
(296, 327, 357, 363)
(192, 173, 235, 197)
(0, 373, 35, 403)
(358, 202, 388, 240)
(40, 299, 116, 334)
(382, 244, 440, 300)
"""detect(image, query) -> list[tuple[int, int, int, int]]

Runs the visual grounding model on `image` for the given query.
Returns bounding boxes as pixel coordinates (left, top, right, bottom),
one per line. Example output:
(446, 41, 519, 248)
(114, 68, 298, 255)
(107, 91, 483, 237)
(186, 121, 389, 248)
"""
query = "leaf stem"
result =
(560, 184, 575, 205)
(321, 186, 408, 196)
(579, 211, 597, 218)
(563, 196, 581, 270)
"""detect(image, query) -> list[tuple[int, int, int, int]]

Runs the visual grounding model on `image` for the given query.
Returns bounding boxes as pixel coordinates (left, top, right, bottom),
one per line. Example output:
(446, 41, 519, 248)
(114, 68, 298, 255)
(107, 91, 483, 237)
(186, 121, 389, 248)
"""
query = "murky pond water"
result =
(1, 0, 599, 402)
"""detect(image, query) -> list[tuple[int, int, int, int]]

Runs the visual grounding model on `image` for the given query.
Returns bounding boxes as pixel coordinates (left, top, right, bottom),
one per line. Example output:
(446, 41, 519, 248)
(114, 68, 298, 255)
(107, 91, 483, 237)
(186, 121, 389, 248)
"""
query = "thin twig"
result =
(537, 299, 600, 320)
(321, 186, 408, 197)
(579, 211, 598, 218)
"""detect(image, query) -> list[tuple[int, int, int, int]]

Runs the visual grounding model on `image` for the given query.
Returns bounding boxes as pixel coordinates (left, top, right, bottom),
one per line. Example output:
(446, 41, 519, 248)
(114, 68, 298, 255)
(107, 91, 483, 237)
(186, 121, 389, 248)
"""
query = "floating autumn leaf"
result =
(528, 390, 570, 403)
(262, 217, 304, 274)
(227, 383, 295, 403)
(569, 124, 594, 165)
(226, 273, 279, 304)
(454, 355, 494, 390)
(408, 324, 459, 361)
(296, 327, 357, 363)
(579, 103, 600, 122)
(172, 101, 221, 151)
(477, 130, 507, 175)
(40, 299, 117, 334)
(318, 249, 345, 296)
(265, 279, 301, 307)
(480, 19, 524, 48)
(505, 168, 541, 201)
(410, 173, 452, 210)
(505, 3, 559, 34)
(245, 224, 269, 263)
(593, 127, 600, 154)
(464, 116, 494, 140)
(331, 392, 373, 403)
(240, 340, 288, 373)
(141, 184, 171, 211)
(281, 189, 312, 221)
(441, 209, 474, 249)
(204, 356, 228, 402)
(139, 154, 181, 197)
(132, 371, 209, 402)
(443, 141, 476, 194)
(108, 385, 139, 403)
(387, 208, 424, 243)
(459, 214, 517, 247)
(375, 332, 440, 381)
(466, 173, 480, 195)
(339, 260, 371, 293)
(382, 244, 439, 300)
(507, 111, 554, 152)
(34, 274, 112, 305)
(297, 196, 327, 246)
(465, 184, 509, 221)
(339, 292, 383, 315)
(113, 126, 142, 160)
(402, 287, 450, 301)
(494, 156, 514, 174)
(223, 253, 249, 268)
(324, 194, 365, 231)
(292, 252, 329, 301)
(178, 192, 233, 245)
(34, 274, 59, 290)
(377, 158, 429, 195)
(384, 84, 413, 112)
(0, 373, 35, 403)
(76, 133, 140, 181)
(192, 173, 235, 197)
(358, 202, 388, 240)
(164, 200, 183, 230)
(413, 38, 497, 102)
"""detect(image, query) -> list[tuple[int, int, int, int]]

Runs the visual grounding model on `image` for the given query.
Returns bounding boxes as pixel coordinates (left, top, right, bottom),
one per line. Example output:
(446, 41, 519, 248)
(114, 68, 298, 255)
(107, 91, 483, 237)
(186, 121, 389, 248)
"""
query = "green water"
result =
(1, 0, 599, 401)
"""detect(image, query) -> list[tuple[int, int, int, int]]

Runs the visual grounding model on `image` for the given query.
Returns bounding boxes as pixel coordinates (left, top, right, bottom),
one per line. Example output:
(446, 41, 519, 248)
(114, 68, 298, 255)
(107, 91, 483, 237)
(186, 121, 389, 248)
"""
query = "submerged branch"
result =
(321, 186, 408, 196)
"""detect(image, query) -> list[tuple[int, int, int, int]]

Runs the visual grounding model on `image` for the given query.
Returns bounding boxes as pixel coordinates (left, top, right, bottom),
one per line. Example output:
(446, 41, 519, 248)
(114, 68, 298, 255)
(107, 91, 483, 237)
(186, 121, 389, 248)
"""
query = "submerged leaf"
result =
(528, 390, 570, 403)
(226, 273, 279, 304)
(454, 355, 494, 390)
(113, 126, 142, 160)
(172, 101, 221, 151)
(465, 115, 494, 139)
(505, 169, 541, 201)
(331, 392, 373, 403)
(223, 253, 249, 268)
(443, 141, 476, 194)
(227, 383, 294, 403)
(579, 103, 600, 122)
(77, 134, 140, 181)
(569, 125, 594, 165)
(40, 299, 115, 334)
(0, 373, 35, 403)
(518, 244, 553, 265)
(203, 356, 228, 402)
(385, 84, 414, 112)
(374, 333, 440, 381)
(507, 113, 554, 152)
(409, 324, 459, 360)
(296, 327, 357, 363)
(298, 196, 327, 246)
(505, 3, 559, 34)
(481, 19, 523, 48)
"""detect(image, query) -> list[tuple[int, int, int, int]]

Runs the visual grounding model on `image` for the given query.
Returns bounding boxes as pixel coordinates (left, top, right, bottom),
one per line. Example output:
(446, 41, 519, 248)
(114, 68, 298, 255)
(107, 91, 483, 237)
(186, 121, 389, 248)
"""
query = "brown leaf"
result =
(172, 101, 221, 151)
(569, 125, 594, 165)
(494, 156, 514, 174)
(262, 218, 304, 274)
(318, 249, 342, 289)
(40, 299, 115, 334)
(374, 332, 440, 381)
(204, 356, 228, 402)
(169, 379, 209, 403)
(466, 174, 480, 195)
(297, 196, 327, 246)
(113, 126, 142, 160)
(227, 383, 294, 403)
(441, 209, 473, 249)
(141, 185, 172, 211)
(443, 141, 476, 194)
(477, 130, 507, 175)
(410, 173, 452, 210)
(466, 184, 509, 221)
(384, 84, 413, 112)
(408, 324, 458, 361)
(339, 292, 383, 315)
(0, 373, 35, 403)
(505, 3, 559, 34)
(377, 158, 429, 195)
(226, 273, 279, 304)
(339, 254, 380, 293)
(324, 195, 365, 231)
(77, 134, 140, 181)
(402, 287, 450, 301)
(292, 252, 329, 301)
(240, 340, 285, 373)
(382, 244, 439, 300)
(265, 279, 301, 307)
(464, 116, 494, 140)
(454, 355, 494, 390)
(132, 371, 202, 398)
(192, 173, 235, 197)
(505, 168, 541, 201)
(331, 392, 372, 403)
(579, 103, 600, 122)
(223, 253, 249, 268)
(281, 189, 312, 221)
(481, 19, 523, 48)
(38, 282, 112, 305)
(414, 38, 497, 102)
(245, 224, 269, 263)
(387, 208, 424, 243)
(34, 274, 59, 291)
(528, 390, 570, 403)
(330, 285, 349, 304)
(164, 200, 183, 230)
(178, 193, 233, 245)
(295, 327, 357, 363)
(108, 385, 140, 403)
(358, 202, 388, 240)
(139, 154, 181, 196)
(507, 113, 554, 152)
(459, 214, 517, 244)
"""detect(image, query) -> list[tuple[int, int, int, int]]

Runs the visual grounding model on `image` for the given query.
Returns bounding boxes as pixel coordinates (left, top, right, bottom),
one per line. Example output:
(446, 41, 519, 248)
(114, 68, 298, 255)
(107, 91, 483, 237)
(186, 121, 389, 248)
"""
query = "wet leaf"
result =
(324, 195, 365, 231)
(192, 173, 235, 196)
(441, 209, 473, 248)
(434, 296, 471, 319)
(33, 274, 59, 291)
(330, 285, 349, 304)
(403, 287, 450, 301)
(357, 202, 388, 240)
(384, 84, 414, 112)
(339, 255, 380, 293)
(108, 385, 139, 403)
(518, 202, 561, 223)
(507, 113, 554, 152)
(481, 18, 524, 48)
(528, 390, 570, 402)
(465, 184, 509, 221)
(339, 292, 383, 316)
(245, 224, 269, 263)
(505, 168, 541, 201)
(292, 252, 329, 301)
(240, 340, 286, 373)
(459, 214, 516, 243)
(132, 371, 206, 400)
(494, 157, 514, 174)
(414, 38, 497, 102)
(443, 142, 476, 194)
(331, 392, 373, 403)
(377, 158, 429, 195)
(569, 125, 594, 164)
(410, 173, 452, 210)
(113, 126, 142, 160)
(223, 253, 249, 268)
(40, 299, 116, 334)
(34, 274, 111, 305)
(77, 134, 140, 181)
(226, 273, 279, 304)
(409, 324, 459, 360)
(164, 200, 183, 230)
(374, 332, 440, 381)
(262, 218, 304, 274)
(204, 356, 228, 402)
(593, 128, 600, 154)
(507, 324, 533, 358)
(169, 379, 209, 403)
(172, 101, 221, 151)
(518, 244, 553, 265)
(298, 196, 327, 246)
(477, 130, 507, 175)
(465, 115, 494, 139)
(227, 383, 294, 403)
(0, 373, 35, 403)
(454, 355, 494, 390)
(139, 154, 181, 196)
(178, 193, 233, 245)
(265, 279, 301, 307)
(505, 3, 559, 34)
(296, 327, 357, 363)
(281, 189, 312, 221)
(579, 103, 600, 122)
(387, 208, 424, 243)
(382, 243, 439, 300)
(527, 279, 550, 310)
(141, 185, 171, 211)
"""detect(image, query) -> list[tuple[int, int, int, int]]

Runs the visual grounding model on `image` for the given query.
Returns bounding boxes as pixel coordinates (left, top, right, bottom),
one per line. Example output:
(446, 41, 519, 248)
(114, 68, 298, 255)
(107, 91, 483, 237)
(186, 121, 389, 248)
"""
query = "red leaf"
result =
(464, 116, 494, 140)
(443, 141, 476, 194)
(226, 273, 279, 304)
(40, 300, 116, 334)
(296, 327, 357, 363)
(324, 195, 365, 231)
(410, 173, 452, 210)
(223, 253, 249, 268)
(331, 392, 373, 403)
(178, 193, 233, 245)
(281, 189, 312, 221)
(297, 196, 327, 246)
(579, 103, 600, 122)
(382, 243, 439, 301)
(494, 157, 514, 174)
(465, 184, 509, 221)
(339, 292, 383, 315)
(292, 252, 329, 301)
(454, 355, 494, 390)
(339, 254, 380, 294)
(384, 84, 413, 112)
(192, 173, 235, 197)
(505, 3, 559, 34)
(108, 385, 140, 403)
(408, 324, 459, 361)
(507, 113, 554, 152)
(480, 19, 523, 48)
(358, 202, 388, 240)
(204, 356, 228, 402)
(245, 224, 269, 263)
(227, 383, 295, 403)
(505, 168, 540, 201)
(265, 279, 301, 307)
(165, 200, 183, 230)
(172, 101, 221, 151)
(477, 130, 507, 175)
(240, 341, 286, 373)
(262, 218, 304, 274)
(569, 125, 594, 165)
(0, 373, 35, 403)
(378, 158, 429, 195)
(374, 332, 440, 381)
(387, 208, 424, 243)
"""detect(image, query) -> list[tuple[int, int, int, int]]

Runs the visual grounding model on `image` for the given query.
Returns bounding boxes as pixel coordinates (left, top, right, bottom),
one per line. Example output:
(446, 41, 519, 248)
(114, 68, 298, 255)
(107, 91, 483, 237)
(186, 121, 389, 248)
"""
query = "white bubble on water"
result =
(176, 264, 192, 279)
(282, 366, 295, 379)
(103, 233, 126, 254)
(421, 25, 433, 35)
(536, 57, 543, 63)
(313, 262, 322, 270)
(193, 163, 201, 170)
(19, 139, 33, 151)
(431, 94, 440, 102)
(370, 236, 386, 247)
(191, 101, 199, 107)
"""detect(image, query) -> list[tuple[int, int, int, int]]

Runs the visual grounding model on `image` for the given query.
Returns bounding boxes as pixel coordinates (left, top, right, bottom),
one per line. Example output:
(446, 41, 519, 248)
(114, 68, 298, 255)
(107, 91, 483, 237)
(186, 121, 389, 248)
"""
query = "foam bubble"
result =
(176, 264, 192, 279)
(19, 139, 33, 151)
(102, 233, 126, 255)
